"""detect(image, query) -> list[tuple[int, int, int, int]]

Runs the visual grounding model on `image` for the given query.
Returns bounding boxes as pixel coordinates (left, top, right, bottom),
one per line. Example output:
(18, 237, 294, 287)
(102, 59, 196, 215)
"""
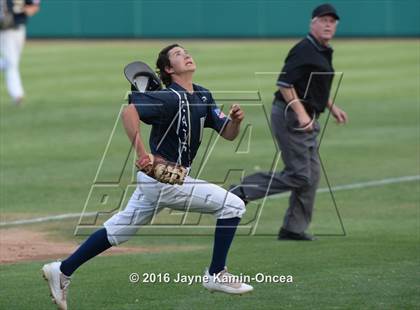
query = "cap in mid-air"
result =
(312, 3, 340, 20)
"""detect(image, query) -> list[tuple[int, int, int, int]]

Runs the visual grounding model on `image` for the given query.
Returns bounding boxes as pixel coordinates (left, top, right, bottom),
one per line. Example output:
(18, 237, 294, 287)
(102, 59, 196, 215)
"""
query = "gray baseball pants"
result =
(231, 100, 321, 234)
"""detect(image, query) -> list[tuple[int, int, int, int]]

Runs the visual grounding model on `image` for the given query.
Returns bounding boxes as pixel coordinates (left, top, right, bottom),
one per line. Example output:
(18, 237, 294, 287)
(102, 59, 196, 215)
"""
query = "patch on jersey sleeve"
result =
(213, 108, 226, 119)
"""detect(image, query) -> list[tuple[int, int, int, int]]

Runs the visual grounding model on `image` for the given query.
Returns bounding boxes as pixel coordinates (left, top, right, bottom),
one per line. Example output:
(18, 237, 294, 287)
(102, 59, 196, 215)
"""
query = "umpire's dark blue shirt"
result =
(130, 82, 229, 167)
(275, 33, 334, 114)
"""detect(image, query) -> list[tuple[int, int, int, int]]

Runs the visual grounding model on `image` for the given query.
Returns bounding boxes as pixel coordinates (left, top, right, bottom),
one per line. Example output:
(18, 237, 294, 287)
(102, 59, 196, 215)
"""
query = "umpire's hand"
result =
(330, 105, 348, 124)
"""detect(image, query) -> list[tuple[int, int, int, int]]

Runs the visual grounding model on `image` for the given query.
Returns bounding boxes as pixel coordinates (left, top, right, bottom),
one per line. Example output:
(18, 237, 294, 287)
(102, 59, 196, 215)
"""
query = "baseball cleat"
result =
(42, 261, 71, 310)
(203, 268, 253, 295)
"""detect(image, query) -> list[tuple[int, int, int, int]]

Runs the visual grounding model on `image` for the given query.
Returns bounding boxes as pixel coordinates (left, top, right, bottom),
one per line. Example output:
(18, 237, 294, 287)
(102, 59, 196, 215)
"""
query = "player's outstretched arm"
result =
(121, 104, 148, 158)
(221, 104, 244, 141)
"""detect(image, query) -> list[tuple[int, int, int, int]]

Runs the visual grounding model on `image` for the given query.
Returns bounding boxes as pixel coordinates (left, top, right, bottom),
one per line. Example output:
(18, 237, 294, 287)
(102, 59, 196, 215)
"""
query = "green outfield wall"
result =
(27, 0, 420, 38)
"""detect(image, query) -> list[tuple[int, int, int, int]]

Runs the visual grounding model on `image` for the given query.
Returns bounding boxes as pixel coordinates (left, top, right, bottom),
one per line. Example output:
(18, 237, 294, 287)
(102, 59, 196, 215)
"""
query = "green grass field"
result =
(0, 39, 419, 309)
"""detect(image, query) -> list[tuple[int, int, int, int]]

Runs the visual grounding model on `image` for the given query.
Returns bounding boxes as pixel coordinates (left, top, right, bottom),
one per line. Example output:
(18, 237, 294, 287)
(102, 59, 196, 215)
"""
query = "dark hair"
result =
(156, 44, 181, 87)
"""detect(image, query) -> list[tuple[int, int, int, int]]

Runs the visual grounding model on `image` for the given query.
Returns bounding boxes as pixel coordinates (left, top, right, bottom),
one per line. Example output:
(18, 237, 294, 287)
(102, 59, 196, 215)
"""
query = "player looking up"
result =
(42, 44, 252, 310)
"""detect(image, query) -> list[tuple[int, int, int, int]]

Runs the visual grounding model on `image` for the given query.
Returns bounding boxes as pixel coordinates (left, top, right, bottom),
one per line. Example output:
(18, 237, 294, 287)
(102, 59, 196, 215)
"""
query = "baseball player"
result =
(230, 4, 348, 241)
(42, 44, 253, 310)
(0, 0, 40, 105)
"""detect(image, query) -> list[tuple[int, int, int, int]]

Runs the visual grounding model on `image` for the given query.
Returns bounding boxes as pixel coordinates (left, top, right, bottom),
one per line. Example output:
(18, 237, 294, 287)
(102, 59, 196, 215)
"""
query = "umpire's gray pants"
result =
(232, 100, 321, 234)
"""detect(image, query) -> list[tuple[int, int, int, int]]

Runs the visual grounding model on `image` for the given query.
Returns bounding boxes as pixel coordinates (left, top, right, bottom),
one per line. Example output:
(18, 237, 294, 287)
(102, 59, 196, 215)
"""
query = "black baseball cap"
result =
(312, 3, 340, 20)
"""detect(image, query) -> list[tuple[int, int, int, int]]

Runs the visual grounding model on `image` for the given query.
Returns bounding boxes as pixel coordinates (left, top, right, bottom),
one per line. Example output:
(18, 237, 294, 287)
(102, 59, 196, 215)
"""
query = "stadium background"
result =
(28, 0, 419, 37)
(1, 0, 419, 309)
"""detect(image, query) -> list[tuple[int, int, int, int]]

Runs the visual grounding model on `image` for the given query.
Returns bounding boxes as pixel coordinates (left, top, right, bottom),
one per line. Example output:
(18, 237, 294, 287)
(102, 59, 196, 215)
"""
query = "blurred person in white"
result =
(0, 0, 40, 105)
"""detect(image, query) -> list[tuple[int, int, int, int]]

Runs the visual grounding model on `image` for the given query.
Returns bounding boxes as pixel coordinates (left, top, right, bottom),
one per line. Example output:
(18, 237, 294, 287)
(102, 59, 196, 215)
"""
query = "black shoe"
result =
(278, 228, 316, 241)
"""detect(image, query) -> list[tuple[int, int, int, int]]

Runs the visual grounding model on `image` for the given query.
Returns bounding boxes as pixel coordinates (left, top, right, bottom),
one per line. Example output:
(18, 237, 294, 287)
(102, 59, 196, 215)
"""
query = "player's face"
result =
(310, 15, 338, 43)
(166, 46, 196, 75)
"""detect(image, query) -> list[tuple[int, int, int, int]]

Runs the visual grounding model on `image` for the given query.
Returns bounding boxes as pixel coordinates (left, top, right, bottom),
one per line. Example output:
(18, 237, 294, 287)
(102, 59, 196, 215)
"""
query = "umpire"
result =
(231, 3, 348, 240)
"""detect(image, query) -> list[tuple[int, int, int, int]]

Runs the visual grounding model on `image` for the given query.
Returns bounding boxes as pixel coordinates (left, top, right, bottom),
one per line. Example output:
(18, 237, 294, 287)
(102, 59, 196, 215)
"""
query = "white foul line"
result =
(1, 175, 419, 227)
(0, 212, 98, 227)
(267, 174, 420, 199)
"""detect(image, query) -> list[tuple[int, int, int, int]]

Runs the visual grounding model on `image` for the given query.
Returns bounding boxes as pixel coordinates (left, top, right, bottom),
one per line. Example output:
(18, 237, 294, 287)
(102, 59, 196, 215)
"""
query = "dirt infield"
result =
(0, 228, 205, 264)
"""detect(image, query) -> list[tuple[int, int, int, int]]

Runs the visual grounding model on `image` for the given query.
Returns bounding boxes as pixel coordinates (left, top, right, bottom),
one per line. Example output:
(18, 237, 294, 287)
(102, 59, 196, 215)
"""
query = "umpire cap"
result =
(312, 3, 340, 20)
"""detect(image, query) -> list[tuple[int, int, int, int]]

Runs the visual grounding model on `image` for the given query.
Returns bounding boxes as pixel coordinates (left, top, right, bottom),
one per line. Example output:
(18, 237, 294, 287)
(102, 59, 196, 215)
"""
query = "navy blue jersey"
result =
(130, 82, 229, 167)
(6, 0, 39, 25)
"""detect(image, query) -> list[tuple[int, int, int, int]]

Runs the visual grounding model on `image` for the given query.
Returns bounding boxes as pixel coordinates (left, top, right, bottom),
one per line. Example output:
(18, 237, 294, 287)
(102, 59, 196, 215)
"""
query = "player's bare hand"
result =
(331, 106, 348, 124)
(229, 104, 244, 123)
(136, 153, 154, 174)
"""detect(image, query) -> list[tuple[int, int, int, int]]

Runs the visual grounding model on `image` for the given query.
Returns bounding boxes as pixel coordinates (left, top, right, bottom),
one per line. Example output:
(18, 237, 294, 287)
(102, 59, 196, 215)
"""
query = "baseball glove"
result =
(0, 7, 15, 30)
(136, 154, 187, 185)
